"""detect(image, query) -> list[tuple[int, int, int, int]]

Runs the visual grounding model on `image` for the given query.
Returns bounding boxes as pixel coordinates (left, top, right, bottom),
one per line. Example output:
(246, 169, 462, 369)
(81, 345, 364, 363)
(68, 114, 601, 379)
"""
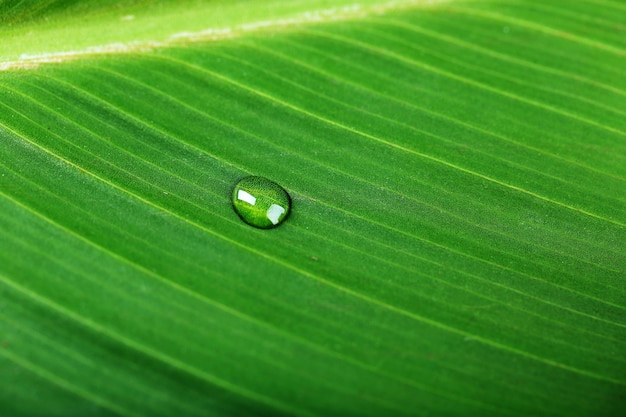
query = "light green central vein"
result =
(0, 120, 622, 387)
(0, 0, 452, 69)
(156, 53, 625, 229)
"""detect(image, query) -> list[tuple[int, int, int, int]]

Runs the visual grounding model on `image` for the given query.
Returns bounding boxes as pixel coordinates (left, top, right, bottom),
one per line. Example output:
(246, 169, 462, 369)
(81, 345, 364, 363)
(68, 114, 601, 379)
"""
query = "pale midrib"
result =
(0, 0, 451, 71)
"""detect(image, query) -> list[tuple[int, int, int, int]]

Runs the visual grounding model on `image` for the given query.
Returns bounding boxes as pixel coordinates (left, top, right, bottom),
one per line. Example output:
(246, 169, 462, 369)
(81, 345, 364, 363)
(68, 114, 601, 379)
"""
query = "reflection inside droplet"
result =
(237, 189, 257, 205)
(266, 204, 286, 225)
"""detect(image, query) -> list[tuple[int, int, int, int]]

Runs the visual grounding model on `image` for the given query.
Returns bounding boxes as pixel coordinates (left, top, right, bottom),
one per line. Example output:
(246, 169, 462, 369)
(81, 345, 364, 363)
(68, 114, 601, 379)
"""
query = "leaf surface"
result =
(1, 1, 625, 416)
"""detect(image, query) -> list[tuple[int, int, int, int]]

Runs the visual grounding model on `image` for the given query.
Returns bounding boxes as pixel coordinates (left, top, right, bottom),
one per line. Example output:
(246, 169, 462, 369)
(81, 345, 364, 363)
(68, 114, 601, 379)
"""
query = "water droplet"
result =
(231, 176, 291, 229)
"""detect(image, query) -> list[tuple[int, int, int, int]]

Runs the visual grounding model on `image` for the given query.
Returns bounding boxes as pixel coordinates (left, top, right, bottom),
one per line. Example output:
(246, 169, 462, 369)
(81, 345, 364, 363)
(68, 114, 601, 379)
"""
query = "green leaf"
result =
(1, 1, 625, 416)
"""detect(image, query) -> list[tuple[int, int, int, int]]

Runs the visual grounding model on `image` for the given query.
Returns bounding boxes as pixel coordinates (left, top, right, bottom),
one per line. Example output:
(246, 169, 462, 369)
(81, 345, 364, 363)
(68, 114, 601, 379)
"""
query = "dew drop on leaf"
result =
(231, 176, 291, 229)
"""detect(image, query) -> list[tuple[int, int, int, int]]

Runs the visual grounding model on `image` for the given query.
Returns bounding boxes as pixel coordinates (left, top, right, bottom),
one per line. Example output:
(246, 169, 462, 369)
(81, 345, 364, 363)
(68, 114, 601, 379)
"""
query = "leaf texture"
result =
(0, 1, 625, 416)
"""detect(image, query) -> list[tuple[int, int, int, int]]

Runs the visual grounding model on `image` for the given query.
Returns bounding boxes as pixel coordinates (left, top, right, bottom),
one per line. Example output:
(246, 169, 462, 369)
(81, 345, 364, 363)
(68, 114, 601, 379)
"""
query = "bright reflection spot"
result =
(266, 204, 285, 225)
(237, 190, 256, 205)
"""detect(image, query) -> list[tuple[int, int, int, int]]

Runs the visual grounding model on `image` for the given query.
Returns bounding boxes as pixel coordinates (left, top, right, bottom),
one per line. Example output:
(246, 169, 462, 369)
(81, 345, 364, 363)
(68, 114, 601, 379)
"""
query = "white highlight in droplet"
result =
(266, 204, 286, 225)
(237, 190, 256, 205)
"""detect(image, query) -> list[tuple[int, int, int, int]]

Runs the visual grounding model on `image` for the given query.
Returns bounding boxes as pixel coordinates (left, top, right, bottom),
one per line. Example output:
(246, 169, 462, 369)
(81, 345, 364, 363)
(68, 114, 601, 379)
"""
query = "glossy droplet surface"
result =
(232, 176, 291, 229)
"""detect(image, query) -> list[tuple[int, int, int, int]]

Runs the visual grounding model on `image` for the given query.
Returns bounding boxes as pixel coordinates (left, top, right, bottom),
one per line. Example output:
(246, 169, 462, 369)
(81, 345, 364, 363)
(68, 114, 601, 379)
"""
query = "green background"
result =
(1, 0, 625, 416)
